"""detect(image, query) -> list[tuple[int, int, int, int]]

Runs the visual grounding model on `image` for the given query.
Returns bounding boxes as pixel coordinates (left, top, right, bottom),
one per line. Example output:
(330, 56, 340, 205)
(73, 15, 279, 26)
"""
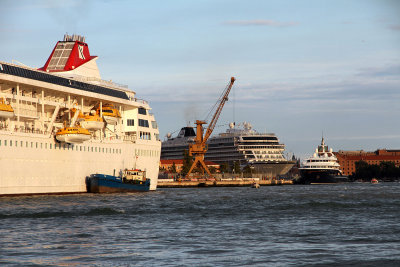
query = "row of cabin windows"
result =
(138, 132, 159, 141)
(239, 145, 284, 150)
(125, 119, 157, 129)
(304, 166, 336, 169)
(135, 148, 160, 158)
(140, 131, 151, 140)
(0, 139, 122, 154)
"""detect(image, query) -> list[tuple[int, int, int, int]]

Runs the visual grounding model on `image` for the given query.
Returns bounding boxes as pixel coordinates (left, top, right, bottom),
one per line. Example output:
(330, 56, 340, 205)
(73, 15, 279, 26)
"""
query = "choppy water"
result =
(1, 183, 400, 266)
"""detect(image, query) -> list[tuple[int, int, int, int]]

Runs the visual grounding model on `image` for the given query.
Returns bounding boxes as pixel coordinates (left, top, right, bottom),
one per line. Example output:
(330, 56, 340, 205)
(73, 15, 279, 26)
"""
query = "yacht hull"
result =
(296, 169, 345, 184)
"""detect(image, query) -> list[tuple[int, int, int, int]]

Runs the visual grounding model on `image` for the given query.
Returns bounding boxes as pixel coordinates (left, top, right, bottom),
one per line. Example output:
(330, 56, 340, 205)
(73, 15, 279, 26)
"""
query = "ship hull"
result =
(251, 161, 296, 177)
(86, 174, 150, 193)
(0, 132, 160, 195)
(296, 169, 346, 184)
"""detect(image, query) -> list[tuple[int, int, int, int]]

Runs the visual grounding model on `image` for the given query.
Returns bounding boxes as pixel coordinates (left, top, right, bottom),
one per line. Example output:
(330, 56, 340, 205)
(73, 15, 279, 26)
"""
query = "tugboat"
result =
(295, 137, 347, 184)
(86, 169, 150, 193)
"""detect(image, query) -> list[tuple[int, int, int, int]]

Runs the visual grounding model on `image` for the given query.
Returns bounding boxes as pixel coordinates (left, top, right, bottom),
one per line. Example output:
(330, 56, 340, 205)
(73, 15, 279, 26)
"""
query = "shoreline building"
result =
(159, 159, 219, 173)
(334, 149, 400, 176)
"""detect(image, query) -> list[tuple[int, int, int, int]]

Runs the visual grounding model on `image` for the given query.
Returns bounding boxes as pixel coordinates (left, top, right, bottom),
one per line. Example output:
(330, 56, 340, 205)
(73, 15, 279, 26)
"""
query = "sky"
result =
(1, 0, 399, 159)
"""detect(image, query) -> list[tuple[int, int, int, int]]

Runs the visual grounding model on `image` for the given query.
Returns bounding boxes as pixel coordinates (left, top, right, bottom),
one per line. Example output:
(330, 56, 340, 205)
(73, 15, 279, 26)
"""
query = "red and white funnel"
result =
(39, 34, 101, 79)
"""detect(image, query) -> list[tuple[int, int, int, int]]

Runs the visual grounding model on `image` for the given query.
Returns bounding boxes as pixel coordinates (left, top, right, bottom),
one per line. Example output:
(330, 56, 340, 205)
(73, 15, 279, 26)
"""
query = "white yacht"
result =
(162, 122, 295, 177)
(0, 34, 161, 195)
(297, 137, 346, 184)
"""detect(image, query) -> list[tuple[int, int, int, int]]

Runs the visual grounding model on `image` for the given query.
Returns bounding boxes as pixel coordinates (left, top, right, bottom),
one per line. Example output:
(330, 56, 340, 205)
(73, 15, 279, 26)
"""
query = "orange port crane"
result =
(186, 77, 236, 178)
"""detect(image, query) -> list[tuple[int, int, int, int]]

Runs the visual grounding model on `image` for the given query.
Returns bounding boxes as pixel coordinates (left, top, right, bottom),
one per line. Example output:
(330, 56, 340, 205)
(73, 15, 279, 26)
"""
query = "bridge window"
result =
(138, 107, 147, 115)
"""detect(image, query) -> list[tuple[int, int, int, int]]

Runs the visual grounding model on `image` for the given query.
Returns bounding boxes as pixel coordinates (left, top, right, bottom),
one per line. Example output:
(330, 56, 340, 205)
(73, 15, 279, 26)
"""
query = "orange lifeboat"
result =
(98, 104, 121, 125)
(80, 114, 105, 131)
(0, 97, 14, 119)
(56, 124, 91, 143)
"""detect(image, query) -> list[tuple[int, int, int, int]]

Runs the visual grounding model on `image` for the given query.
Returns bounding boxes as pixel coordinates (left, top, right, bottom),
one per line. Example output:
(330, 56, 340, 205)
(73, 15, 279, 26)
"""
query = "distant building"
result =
(159, 159, 220, 173)
(334, 149, 400, 176)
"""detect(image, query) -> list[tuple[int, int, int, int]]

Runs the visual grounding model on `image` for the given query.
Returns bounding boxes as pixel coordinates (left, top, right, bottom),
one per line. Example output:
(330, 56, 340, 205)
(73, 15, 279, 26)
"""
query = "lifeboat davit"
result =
(80, 114, 105, 131)
(99, 104, 121, 125)
(0, 98, 15, 119)
(56, 125, 91, 143)
(70, 108, 84, 118)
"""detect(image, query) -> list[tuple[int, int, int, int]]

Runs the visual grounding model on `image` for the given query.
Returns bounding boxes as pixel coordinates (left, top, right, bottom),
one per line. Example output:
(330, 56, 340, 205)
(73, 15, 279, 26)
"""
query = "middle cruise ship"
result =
(161, 122, 295, 177)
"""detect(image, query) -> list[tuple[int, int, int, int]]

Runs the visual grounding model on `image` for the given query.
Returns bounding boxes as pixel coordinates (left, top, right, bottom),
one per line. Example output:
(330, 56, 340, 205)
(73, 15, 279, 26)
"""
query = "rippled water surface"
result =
(1, 183, 400, 266)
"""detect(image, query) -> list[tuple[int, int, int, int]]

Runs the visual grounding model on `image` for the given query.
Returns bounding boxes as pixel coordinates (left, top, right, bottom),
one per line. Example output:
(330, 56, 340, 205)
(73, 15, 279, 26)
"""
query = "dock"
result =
(157, 178, 293, 188)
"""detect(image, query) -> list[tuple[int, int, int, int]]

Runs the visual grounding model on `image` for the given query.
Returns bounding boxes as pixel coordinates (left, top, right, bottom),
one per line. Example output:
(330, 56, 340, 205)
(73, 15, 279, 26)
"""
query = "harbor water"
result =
(1, 183, 400, 266)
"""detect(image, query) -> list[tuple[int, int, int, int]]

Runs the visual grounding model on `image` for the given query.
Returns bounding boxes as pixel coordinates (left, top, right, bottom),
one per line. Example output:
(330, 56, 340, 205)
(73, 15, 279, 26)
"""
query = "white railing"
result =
(16, 109, 39, 118)
(123, 135, 137, 142)
(0, 125, 51, 136)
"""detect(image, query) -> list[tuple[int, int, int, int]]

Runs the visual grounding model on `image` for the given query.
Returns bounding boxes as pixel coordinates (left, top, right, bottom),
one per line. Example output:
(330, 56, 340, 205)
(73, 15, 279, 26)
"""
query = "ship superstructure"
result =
(162, 122, 294, 177)
(161, 127, 196, 159)
(0, 34, 161, 195)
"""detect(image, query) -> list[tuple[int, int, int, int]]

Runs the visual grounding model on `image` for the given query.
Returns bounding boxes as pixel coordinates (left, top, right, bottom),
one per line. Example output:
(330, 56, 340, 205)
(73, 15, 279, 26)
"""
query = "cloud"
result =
(388, 24, 400, 31)
(224, 19, 299, 27)
(357, 64, 400, 77)
(141, 63, 400, 118)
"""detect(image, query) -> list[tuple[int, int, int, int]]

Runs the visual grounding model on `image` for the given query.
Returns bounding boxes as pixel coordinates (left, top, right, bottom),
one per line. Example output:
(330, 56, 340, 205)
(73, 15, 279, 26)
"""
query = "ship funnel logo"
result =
(78, 45, 85, 59)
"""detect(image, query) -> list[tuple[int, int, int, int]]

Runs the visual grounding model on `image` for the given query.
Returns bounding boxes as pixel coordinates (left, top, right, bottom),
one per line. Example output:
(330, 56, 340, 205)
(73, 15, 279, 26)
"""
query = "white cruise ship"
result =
(162, 122, 295, 177)
(0, 34, 161, 195)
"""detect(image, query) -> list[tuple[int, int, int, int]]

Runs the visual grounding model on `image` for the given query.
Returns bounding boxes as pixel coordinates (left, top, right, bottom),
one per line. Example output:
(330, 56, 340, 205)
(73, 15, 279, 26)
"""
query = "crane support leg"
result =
(199, 158, 213, 177)
(187, 155, 213, 178)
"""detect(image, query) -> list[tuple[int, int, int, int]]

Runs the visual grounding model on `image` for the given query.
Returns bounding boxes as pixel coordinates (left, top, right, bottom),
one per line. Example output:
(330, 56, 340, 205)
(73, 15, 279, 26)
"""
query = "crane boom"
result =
(203, 77, 236, 142)
(186, 77, 236, 178)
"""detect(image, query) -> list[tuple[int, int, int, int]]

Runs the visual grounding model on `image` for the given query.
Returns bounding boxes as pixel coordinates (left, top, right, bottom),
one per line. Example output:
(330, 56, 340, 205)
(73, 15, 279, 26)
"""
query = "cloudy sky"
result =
(1, 0, 399, 159)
